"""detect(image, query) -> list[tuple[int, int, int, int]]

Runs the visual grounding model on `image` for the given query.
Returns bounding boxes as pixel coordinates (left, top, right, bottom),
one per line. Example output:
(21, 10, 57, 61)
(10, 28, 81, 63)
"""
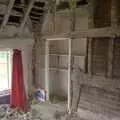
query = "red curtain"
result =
(11, 49, 28, 112)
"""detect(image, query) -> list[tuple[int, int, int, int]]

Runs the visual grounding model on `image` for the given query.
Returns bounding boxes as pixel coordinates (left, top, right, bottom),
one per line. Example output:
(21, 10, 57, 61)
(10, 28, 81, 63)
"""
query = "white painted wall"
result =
(0, 37, 34, 93)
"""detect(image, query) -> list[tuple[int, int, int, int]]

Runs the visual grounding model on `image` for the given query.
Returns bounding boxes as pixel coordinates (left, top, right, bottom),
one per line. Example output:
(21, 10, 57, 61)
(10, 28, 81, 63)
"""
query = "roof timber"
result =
(44, 27, 120, 39)
(74, 27, 120, 38)
(0, 0, 16, 32)
(20, 0, 33, 33)
(19, 0, 35, 35)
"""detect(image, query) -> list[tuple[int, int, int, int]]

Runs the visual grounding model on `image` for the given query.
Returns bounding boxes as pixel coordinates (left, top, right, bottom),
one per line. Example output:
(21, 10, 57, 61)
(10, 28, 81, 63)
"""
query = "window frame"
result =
(0, 49, 12, 91)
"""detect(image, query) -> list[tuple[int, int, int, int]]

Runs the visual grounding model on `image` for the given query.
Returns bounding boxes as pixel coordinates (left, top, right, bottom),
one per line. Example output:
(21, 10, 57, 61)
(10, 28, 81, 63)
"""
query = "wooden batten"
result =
(111, 0, 118, 27)
(88, 38, 92, 76)
(45, 40, 50, 101)
(18, 0, 35, 36)
(107, 38, 114, 78)
(0, 0, 16, 32)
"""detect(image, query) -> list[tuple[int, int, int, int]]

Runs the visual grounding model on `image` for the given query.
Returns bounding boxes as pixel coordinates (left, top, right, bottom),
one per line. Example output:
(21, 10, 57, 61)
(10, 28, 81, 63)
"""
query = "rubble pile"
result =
(0, 105, 41, 120)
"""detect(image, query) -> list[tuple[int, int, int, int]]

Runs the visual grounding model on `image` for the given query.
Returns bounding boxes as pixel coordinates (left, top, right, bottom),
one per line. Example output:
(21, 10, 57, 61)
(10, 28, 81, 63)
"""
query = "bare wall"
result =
(0, 38, 34, 94)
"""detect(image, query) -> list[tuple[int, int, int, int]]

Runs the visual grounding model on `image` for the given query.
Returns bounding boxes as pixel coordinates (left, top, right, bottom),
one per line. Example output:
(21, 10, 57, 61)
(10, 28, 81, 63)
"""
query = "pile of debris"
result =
(0, 105, 41, 120)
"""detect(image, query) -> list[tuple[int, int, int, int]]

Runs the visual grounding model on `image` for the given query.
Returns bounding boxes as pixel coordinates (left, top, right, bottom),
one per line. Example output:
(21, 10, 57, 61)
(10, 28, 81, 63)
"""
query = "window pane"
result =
(0, 51, 10, 91)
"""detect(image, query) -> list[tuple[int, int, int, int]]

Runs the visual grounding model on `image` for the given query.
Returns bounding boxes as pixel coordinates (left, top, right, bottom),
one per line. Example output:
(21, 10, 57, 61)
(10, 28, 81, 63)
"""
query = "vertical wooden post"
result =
(88, 0, 96, 28)
(88, 38, 93, 76)
(111, 0, 118, 27)
(45, 40, 50, 101)
(87, 0, 96, 76)
(68, 38, 72, 113)
(32, 36, 37, 85)
(0, 0, 16, 31)
(19, 0, 35, 35)
(107, 38, 114, 78)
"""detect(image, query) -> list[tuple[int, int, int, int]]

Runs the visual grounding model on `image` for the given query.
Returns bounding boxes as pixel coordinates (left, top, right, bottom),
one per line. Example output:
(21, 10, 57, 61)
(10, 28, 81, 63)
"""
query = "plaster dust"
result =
(31, 103, 120, 120)
(0, 103, 119, 120)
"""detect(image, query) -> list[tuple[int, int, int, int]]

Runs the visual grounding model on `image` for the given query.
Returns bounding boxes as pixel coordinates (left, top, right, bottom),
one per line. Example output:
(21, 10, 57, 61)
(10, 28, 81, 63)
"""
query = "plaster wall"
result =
(0, 37, 34, 93)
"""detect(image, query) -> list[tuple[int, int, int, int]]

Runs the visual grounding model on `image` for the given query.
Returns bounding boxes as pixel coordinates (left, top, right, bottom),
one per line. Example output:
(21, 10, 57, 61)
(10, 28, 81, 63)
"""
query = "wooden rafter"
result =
(44, 27, 120, 39)
(0, 0, 16, 31)
(20, 0, 33, 33)
(19, 0, 35, 35)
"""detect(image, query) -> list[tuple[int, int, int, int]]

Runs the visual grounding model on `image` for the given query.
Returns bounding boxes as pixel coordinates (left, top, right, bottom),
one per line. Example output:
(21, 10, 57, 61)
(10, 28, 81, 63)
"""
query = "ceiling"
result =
(0, 0, 88, 37)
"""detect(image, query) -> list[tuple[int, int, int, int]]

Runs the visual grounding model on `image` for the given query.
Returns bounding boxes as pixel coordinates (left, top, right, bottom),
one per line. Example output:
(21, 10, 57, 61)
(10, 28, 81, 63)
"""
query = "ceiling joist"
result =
(0, 0, 16, 32)
(19, 0, 35, 35)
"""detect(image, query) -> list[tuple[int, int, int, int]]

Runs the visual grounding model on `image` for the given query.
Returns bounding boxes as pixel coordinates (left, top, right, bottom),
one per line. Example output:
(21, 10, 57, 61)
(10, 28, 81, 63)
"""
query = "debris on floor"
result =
(0, 104, 41, 120)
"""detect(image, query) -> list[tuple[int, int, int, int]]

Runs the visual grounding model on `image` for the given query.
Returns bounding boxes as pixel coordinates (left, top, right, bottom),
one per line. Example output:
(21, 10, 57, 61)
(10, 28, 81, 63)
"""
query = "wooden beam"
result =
(47, 37, 69, 41)
(88, 38, 93, 76)
(20, 0, 33, 33)
(41, 11, 50, 34)
(68, 38, 72, 113)
(44, 27, 120, 39)
(107, 38, 114, 78)
(0, 0, 16, 32)
(75, 27, 120, 37)
(45, 40, 50, 101)
(111, 0, 118, 27)
(19, 0, 35, 35)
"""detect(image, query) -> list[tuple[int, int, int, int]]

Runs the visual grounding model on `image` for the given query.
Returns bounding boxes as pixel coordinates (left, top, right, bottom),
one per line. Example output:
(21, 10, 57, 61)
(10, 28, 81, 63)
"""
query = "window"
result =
(0, 51, 11, 91)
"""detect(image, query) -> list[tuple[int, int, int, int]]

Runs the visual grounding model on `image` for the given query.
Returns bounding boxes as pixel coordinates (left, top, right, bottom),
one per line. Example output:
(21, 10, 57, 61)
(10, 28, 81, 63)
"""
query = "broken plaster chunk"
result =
(0, 104, 40, 120)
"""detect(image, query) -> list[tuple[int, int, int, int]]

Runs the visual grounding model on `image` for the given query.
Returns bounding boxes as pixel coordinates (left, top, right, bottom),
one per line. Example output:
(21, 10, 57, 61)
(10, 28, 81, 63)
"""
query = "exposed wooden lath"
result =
(0, 0, 47, 35)
(0, 0, 16, 32)
(18, 0, 35, 35)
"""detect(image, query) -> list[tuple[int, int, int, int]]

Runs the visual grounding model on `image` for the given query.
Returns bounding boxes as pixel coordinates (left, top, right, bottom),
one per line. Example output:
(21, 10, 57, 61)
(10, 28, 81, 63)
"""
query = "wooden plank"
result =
(88, 38, 92, 76)
(68, 38, 72, 113)
(19, 0, 35, 35)
(111, 0, 118, 27)
(45, 40, 50, 101)
(107, 38, 114, 78)
(75, 27, 120, 38)
(41, 10, 50, 34)
(79, 99, 120, 117)
(0, 0, 16, 31)
(20, 0, 33, 33)
(45, 27, 120, 38)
